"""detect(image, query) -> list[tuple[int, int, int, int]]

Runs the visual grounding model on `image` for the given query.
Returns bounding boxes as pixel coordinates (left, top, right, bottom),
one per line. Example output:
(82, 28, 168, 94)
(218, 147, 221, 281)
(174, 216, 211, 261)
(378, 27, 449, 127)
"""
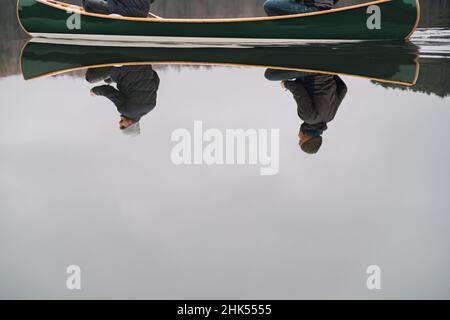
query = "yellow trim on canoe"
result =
(406, 0, 421, 40)
(37, 0, 393, 23)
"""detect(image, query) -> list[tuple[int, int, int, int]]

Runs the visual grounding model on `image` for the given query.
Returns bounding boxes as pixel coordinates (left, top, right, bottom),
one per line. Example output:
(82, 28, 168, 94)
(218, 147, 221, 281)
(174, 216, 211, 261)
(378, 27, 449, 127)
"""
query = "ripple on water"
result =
(412, 28, 450, 58)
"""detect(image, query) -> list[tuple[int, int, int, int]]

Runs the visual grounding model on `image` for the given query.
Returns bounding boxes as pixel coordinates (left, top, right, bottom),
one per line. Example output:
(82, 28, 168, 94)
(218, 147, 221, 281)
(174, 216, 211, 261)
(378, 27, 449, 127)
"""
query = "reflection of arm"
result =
(284, 81, 318, 123)
(92, 85, 126, 110)
(334, 76, 348, 107)
(86, 67, 114, 84)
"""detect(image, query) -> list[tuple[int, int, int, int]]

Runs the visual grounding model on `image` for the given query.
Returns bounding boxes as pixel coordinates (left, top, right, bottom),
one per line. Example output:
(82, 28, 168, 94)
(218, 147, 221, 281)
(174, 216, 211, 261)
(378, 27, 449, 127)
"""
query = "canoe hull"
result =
(17, 0, 420, 42)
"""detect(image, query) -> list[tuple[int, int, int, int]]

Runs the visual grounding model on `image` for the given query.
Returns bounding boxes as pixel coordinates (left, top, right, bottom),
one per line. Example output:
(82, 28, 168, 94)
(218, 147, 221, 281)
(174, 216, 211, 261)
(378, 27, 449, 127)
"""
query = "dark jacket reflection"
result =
(87, 65, 160, 122)
(266, 69, 347, 154)
(284, 74, 347, 135)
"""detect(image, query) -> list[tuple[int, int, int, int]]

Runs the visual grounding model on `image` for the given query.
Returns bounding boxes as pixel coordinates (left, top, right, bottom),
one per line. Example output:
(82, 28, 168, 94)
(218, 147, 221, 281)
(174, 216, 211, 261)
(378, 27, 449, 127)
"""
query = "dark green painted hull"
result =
(21, 41, 419, 85)
(17, 0, 420, 41)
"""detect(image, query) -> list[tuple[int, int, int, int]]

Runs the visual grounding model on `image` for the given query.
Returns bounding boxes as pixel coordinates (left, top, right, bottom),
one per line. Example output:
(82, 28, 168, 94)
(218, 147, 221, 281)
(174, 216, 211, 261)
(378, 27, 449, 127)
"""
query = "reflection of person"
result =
(87, 65, 160, 137)
(264, 0, 338, 16)
(82, 0, 155, 18)
(265, 69, 347, 154)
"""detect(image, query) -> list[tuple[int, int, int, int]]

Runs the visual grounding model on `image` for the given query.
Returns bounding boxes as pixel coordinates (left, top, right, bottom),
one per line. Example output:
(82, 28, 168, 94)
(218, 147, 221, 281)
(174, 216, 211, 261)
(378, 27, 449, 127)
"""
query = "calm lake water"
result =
(1, 1, 450, 300)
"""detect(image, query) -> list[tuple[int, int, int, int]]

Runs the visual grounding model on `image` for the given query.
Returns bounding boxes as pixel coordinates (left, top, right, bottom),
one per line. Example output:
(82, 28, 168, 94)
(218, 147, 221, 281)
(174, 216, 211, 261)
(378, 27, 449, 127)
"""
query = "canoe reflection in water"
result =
(86, 65, 160, 136)
(266, 69, 347, 154)
(20, 40, 419, 143)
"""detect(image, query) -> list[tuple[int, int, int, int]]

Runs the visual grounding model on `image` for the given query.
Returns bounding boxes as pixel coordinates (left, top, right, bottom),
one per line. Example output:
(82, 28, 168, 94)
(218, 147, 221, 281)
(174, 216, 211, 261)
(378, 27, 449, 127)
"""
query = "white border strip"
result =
(30, 33, 364, 47)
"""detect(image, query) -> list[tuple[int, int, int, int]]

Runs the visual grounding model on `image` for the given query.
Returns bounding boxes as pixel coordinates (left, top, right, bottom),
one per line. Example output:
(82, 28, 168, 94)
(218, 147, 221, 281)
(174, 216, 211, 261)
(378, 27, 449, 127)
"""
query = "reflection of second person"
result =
(266, 70, 347, 154)
(87, 65, 160, 137)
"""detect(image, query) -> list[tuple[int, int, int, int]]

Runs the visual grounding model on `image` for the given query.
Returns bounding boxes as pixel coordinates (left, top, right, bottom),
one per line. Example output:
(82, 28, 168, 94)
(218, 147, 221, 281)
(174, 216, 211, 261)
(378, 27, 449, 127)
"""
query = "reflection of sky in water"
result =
(0, 67, 449, 299)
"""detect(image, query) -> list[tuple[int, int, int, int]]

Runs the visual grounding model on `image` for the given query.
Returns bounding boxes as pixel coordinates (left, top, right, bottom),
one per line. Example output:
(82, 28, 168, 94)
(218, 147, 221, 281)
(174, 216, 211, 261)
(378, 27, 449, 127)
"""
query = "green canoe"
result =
(21, 40, 420, 85)
(17, 0, 420, 43)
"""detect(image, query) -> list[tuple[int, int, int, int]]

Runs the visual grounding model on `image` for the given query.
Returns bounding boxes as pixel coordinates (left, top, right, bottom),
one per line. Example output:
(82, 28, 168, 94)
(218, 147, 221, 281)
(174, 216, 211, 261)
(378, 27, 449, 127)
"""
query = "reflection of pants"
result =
(265, 69, 314, 81)
(263, 0, 319, 16)
(82, 0, 110, 15)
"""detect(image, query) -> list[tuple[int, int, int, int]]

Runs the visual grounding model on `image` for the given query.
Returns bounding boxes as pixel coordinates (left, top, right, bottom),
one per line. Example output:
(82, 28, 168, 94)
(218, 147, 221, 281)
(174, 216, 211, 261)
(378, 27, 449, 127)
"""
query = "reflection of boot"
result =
(85, 67, 113, 84)
(264, 68, 316, 81)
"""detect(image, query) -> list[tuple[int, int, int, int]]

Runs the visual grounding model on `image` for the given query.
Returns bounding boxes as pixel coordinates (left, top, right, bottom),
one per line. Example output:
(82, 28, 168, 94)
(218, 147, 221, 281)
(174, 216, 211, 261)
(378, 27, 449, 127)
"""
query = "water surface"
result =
(0, 0, 449, 300)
